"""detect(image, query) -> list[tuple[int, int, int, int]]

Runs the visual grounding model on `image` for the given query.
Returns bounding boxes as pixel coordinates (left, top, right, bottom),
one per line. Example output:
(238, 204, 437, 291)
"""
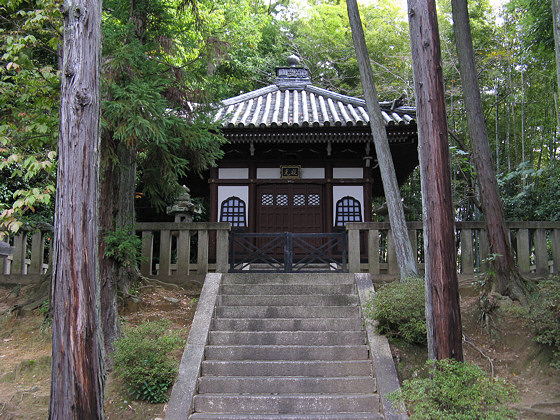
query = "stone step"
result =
(189, 414, 383, 419)
(220, 283, 356, 296)
(201, 360, 373, 377)
(212, 317, 363, 332)
(205, 345, 369, 361)
(197, 376, 376, 394)
(222, 273, 355, 285)
(218, 294, 359, 306)
(214, 305, 361, 319)
(208, 331, 365, 346)
(193, 394, 380, 414)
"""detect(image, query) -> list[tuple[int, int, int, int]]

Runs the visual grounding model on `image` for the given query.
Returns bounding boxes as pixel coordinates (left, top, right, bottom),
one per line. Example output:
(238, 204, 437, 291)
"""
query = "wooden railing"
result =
(346, 221, 560, 277)
(135, 222, 230, 281)
(0, 222, 230, 285)
(2, 221, 559, 284)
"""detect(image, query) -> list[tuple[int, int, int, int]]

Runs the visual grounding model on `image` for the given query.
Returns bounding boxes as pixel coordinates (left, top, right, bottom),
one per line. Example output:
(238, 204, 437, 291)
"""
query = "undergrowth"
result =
(391, 359, 518, 419)
(529, 277, 560, 369)
(364, 277, 426, 345)
(113, 319, 184, 403)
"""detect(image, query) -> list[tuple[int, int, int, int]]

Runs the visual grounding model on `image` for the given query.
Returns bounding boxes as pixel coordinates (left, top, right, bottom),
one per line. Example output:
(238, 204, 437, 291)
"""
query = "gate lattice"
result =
(229, 231, 347, 273)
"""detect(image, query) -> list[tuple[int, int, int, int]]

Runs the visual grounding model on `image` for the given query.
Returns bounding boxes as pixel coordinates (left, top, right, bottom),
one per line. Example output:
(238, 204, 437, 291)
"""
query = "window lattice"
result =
(335, 196, 362, 227)
(308, 194, 320, 206)
(220, 196, 247, 227)
(276, 194, 289, 206)
(261, 194, 274, 206)
(293, 194, 306, 206)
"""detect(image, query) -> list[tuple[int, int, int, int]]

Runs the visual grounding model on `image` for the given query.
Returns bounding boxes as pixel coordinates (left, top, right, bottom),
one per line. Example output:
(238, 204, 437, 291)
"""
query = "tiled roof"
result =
(213, 65, 416, 130)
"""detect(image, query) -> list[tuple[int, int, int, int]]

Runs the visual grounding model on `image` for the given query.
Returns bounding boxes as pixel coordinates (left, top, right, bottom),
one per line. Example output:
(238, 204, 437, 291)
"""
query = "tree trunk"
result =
(553, 0, 560, 108)
(407, 0, 463, 361)
(451, 0, 528, 304)
(346, 0, 418, 279)
(49, 0, 105, 418)
(99, 136, 137, 365)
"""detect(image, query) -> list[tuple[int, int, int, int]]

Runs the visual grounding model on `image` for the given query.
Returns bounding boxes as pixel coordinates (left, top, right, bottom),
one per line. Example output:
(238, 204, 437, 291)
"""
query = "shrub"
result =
(114, 319, 184, 403)
(364, 277, 426, 345)
(392, 359, 518, 419)
(530, 278, 560, 369)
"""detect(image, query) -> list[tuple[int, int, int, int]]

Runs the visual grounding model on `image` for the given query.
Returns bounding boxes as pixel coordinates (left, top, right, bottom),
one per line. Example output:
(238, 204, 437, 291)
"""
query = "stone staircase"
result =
(188, 272, 383, 419)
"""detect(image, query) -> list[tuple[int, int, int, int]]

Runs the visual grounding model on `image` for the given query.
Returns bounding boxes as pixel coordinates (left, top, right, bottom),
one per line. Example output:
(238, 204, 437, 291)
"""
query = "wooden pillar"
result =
(159, 230, 171, 276)
(209, 168, 218, 223)
(534, 228, 549, 275)
(348, 228, 361, 273)
(368, 228, 380, 275)
(12, 232, 27, 275)
(197, 229, 209, 274)
(326, 163, 333, 233)
(177, 229, 191, 276)
(516, 229, 531, 274)
(552, 228, 560, 274)
(249, 164, 257, 233)
(216, 229, 229, 273)
(29, 231, 44, 275)
(460, 229, 474, 275)
(141, 231, 153, 276)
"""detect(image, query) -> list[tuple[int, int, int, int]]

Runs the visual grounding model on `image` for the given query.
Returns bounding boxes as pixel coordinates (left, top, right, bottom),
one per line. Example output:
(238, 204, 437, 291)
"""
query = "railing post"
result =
(29, 231, 44, 275)
(460, 229, 474, 275)
(177, 229, 191, 276)
(348, 228, 360, 273)
(516, 229, 530, 274)
(284, 232, 293, 273)
(479, 229, 490, 272)
(387, 231, 398, 275)
(552, 228, 560, 274)
(140, 231, 153, 276)
(534, 228, 549, 275)
(216, 229, 229, 273)
(367, 229, 379, 275)
(12, 233, 27, 275)
(197, 229, 209, 274)
(159, 230, 172, 276)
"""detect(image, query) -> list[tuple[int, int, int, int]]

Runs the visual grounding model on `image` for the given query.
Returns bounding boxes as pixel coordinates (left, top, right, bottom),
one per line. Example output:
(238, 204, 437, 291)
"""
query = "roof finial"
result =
(287, 54, 301, 67)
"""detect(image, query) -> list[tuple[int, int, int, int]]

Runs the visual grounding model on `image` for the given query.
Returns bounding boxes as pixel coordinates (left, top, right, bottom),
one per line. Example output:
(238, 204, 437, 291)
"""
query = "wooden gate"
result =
(229, 231, 347, 273)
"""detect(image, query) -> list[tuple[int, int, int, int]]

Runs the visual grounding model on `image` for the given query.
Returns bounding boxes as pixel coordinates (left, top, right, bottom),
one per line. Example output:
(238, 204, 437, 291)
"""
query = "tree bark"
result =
(346, 0, 418, 279)
(49, 0, 105, 418)
(407, 0, 463, 361)
(99, 136, 137, 365)
(451, 0, 528, 304)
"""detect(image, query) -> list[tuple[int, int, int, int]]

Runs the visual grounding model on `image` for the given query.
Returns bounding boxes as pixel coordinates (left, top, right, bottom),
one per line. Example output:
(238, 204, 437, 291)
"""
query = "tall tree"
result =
(451, 0, 528, 303)
(553, 0, 560, 109)
(49, 0, 105, 418)
(346, 0, 418, 279)
(407, 0, 463, 361)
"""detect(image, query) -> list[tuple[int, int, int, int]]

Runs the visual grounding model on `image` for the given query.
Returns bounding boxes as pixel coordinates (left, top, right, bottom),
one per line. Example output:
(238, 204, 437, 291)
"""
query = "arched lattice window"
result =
(220, 196, 247, 227)
(335, 196, 362, 227)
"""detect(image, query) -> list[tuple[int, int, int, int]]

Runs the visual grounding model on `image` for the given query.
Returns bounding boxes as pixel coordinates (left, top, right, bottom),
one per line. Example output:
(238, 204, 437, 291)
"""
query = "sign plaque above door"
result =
(281, 165, 301, 179)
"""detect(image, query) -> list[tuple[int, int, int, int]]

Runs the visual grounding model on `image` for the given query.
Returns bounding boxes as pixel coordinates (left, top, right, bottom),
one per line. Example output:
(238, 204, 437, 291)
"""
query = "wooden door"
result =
(257, 184, 324, 233)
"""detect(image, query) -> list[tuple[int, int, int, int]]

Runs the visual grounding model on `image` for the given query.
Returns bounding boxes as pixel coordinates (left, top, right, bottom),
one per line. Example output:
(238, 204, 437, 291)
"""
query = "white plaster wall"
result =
(218, 186, 249, 221)
(333, 167, 363, 179)
(218, 168, 249, 179)
(257, 168, 281, 179)
(301, 167, 325, 179)
(332, 185, 364, 224)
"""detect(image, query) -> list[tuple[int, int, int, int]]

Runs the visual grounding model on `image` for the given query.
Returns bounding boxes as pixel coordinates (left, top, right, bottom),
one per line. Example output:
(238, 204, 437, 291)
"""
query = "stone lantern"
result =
(166, 185, 201, 223)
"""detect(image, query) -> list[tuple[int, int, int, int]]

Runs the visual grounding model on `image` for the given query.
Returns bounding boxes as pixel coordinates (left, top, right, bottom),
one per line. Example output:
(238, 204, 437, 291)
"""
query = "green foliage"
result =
(529, 278, 560, 368)
(114, 320, 184, 403)
(0, 0, 60, 232)
(392, 359, 518, 419)
(499, 162, 560, 221)
(103, 225, 142, 267)
(364, 277, 426, 345)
